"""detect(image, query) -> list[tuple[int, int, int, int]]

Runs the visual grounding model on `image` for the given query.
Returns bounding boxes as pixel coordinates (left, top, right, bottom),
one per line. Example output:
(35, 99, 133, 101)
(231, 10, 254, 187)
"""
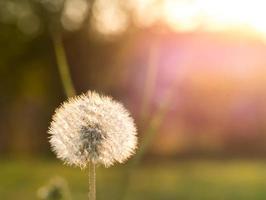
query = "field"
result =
(1, 159, 266, 200)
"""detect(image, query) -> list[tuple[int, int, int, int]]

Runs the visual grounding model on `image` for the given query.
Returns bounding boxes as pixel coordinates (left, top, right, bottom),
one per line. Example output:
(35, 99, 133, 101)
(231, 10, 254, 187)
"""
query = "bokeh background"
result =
(1, 0, 266, 199)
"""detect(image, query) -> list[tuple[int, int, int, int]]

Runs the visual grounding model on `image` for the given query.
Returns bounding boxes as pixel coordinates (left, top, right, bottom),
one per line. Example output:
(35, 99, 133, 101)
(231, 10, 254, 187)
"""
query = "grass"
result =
(1, 159, 266, 199)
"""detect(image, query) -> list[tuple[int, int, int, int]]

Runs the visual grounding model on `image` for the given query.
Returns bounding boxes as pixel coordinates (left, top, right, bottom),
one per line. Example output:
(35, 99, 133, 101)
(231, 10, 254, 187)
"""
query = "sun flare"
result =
(87, 0, 266, 39)
(160, 0, 266, 39)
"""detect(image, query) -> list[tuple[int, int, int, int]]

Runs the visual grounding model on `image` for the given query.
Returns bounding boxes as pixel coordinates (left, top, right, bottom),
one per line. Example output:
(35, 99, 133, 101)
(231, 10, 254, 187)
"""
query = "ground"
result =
(1, 159, 266, 200)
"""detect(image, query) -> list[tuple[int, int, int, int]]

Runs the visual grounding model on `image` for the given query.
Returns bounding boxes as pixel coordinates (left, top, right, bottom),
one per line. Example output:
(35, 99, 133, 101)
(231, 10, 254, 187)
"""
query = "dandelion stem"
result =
(52, 33, 76, 97)
(89, 162, 96, 200)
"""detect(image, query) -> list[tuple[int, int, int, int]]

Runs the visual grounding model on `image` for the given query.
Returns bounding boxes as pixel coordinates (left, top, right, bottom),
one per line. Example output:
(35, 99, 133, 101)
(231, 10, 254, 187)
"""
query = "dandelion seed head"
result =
(48, 91, 138, 168)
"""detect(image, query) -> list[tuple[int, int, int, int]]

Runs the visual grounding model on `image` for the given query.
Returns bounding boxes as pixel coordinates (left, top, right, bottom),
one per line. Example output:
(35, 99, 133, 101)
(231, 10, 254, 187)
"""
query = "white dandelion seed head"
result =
(48, 91, 138, 168)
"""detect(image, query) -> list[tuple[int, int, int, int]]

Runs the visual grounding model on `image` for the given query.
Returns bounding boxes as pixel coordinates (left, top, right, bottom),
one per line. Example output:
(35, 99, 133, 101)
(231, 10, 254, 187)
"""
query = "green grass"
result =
(1, 159, 266, 199)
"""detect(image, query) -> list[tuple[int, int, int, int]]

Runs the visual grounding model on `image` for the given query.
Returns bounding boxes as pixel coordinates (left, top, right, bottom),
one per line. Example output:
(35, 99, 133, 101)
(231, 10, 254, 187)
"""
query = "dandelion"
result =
(48, 91, 138, 200)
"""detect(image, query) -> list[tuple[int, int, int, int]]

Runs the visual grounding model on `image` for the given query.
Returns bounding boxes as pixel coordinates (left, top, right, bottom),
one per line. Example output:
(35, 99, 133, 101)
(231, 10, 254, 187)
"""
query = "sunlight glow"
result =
(61, 0, 89, 31)
(90, 0, 266, 40)
(162, 0, 200, 32)
(161, 0, 266, 39)
(92, 0, 128, 36)
(128, 0, 162, 27)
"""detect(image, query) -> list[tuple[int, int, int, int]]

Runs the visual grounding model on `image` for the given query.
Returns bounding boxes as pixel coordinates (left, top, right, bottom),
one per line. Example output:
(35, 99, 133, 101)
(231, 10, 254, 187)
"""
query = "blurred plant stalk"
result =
(135, 41, 162, 166)
(139, 44, 159, 121)
(52, 34, 76, 97)
(121, 42, 180, 200)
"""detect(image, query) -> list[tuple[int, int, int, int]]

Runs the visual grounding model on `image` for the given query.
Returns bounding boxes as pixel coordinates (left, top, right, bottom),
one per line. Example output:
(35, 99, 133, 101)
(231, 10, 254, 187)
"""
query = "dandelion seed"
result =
(48, 91, 138, 168)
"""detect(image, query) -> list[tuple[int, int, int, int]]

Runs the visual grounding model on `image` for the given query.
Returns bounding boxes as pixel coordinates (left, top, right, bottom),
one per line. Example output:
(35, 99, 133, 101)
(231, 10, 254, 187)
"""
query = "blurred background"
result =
(1, 0, 266, 199)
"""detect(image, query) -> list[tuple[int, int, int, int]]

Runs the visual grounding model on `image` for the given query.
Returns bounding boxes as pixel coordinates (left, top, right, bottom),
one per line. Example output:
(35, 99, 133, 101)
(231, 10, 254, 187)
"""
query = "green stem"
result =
(89, 163, 96, 200)
(52, 34, 76, 97)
